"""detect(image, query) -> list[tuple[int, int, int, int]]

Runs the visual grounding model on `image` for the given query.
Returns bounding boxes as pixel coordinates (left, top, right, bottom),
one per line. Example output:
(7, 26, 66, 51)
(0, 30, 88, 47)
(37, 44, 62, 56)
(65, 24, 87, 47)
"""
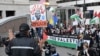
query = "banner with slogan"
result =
(30, 4, 47, 27)
(47, 36, 90, 48)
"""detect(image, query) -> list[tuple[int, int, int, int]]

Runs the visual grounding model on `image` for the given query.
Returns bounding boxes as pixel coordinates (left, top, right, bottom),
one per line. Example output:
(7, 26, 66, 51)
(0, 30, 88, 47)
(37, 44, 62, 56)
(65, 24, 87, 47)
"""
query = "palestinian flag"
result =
(70, 14, 81, 21)
(90, 17, 99, 24)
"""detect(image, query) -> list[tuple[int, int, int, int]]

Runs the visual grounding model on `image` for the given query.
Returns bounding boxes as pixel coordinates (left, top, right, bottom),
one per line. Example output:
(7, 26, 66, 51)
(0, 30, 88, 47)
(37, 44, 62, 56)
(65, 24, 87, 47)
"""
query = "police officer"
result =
(5, 23, 41, 56)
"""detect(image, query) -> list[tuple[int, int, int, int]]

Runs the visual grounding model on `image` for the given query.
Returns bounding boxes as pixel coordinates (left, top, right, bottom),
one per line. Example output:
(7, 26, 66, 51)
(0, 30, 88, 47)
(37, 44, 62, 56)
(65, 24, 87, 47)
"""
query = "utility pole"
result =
(83, 0, 86, 18)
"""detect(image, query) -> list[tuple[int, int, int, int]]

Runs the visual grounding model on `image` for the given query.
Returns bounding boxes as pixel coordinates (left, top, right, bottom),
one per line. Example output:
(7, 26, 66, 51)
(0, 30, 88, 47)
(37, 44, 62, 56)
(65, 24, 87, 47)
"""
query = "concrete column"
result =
(2, 10, 6, 18)
(66, 9, 68, 26)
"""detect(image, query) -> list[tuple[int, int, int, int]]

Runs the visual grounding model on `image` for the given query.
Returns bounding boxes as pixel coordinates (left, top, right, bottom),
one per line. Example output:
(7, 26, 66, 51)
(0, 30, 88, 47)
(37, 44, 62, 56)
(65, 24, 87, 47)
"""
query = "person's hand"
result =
(85, 49, 90, 56)
(8, 29, 15, 40)
(85, 49, 88, 53)
(76, 51, 80, 56)
(38, 39, 44, 50)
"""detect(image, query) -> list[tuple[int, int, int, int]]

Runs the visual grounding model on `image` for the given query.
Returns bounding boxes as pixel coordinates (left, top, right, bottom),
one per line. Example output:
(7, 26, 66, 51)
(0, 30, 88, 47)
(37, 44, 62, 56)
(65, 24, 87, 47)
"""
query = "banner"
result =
(30, 4, 47, 27)
(47, 35, 90, 48)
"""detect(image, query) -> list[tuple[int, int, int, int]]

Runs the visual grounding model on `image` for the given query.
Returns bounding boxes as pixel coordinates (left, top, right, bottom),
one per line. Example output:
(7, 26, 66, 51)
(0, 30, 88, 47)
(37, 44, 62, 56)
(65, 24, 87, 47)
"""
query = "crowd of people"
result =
(47, 24, 100, 36)
(46, 24, 100, 56)
(0, 23, 100, 56)
(0, 23, 59, 56)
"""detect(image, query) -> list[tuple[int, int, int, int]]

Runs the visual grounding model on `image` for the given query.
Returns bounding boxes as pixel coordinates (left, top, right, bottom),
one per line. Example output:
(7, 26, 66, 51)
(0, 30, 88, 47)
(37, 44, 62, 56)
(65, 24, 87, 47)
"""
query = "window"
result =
(75, 2, 100, 7)
(0, 11, 2, 19)
(56, 9, 66, 25)
(60, 9, 66, 23)
(6, 11, 15, 17)
(68, 9, 75, 19)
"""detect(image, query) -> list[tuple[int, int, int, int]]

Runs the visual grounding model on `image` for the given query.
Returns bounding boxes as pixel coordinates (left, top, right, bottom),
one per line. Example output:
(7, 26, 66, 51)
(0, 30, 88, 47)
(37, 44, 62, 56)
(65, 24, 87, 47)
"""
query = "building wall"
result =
(0, 0, 14, 4)
(0, 4, 30, 18)
(88, 6, 100, 12)
(57, 0, 100, 11)
(13, 0, 29, 4)
(0, 0, 40, 18)
(0, 14, 29, 37)
(58, 0, 100, 6)
(0, 0, 58, 18)
(49, 0, 58, 5)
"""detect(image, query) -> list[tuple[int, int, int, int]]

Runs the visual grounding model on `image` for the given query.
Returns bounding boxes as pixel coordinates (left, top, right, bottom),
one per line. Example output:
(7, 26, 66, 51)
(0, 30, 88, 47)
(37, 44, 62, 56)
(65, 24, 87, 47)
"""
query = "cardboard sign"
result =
(30, 4, 47, 27)
(73, 21, 78, 26)
(85, 19, 90, 25)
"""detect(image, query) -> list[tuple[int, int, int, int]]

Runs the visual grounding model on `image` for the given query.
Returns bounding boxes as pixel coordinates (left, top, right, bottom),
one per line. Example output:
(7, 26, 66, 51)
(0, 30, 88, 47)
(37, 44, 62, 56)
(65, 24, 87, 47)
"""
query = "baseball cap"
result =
(19, 23, 30, 32)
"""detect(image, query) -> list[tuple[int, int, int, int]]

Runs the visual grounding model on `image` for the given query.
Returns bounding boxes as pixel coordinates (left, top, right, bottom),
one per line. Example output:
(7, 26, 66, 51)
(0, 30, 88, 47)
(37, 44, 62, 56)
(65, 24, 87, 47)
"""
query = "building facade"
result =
(57, 0, 100, 12)
(0, 0, 41, 19)
(0, 0, 58, 19)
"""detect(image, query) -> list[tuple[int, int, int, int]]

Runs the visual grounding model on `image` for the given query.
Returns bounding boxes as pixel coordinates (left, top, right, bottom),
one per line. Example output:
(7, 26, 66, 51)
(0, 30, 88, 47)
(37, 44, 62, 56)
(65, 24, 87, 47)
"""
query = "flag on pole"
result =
(90, 17, 99, 24)
(90, 18, 95, 24)
(43, 31, 48, 41)
(53, 15, 58, 25)
(49, 18, 54, 25)
(49, 7, 55, 12)
(70, 14, 81, 21)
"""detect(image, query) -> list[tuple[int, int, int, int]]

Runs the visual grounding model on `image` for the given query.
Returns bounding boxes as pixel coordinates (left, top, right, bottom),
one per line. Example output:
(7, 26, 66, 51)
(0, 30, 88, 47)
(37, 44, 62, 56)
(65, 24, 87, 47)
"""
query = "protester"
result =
(78, 42, 90, 56)
(76, 26, 80, 35)
(5, 23, 41, 56)
(0, 36, 2, 47)
(79, 42, 97, 56)
(50, 46, 59, 56)
(94, 29, 100, 49)
(76, 34, 84, 56)
(30, 27, 35, 38)
(43, 41, 52, 56)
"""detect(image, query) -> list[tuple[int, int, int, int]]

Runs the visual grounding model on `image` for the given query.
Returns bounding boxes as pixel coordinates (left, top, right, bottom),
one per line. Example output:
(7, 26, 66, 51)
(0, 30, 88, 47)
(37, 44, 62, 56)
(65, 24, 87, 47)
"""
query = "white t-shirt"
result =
(91, 28, 96, 34)
(80, 27, 85, 34)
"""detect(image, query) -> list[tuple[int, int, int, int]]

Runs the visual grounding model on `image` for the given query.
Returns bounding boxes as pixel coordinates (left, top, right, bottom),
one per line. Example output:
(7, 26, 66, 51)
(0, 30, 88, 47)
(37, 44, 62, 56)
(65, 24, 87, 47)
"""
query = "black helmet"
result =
(19, 23, 30, 32)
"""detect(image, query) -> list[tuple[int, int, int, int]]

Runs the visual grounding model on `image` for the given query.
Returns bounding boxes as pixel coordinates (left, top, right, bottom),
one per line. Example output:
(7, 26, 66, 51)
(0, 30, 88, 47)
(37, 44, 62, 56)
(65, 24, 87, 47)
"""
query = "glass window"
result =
(60, 9, 66, 23)
(6, 11, 15, 17)
(0, 11, 2, 19)
(68, 9, 75, 19)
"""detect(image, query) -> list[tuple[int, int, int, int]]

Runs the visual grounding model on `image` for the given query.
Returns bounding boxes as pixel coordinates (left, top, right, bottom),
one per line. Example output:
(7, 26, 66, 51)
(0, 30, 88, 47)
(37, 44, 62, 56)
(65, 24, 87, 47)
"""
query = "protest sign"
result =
(48, 35, 90, 48)
(30, 4, 47, 27)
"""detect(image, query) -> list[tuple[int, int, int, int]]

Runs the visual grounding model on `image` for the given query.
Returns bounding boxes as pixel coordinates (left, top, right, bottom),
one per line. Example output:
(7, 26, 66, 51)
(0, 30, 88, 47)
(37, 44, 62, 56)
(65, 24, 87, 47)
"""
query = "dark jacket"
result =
(5, 34, 41, 56)
(30, 28, 35, 37)
(79, 49, 97, 56)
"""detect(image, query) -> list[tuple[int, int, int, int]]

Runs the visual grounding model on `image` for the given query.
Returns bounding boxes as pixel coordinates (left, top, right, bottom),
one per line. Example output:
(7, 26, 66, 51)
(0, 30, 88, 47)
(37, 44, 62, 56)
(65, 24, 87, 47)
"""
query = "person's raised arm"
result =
(8, 29, 15, 40)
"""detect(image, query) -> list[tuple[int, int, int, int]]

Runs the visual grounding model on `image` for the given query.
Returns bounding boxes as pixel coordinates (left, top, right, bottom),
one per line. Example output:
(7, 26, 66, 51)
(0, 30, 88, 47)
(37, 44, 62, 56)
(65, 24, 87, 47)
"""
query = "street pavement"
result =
(0, 46, 77, 56)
